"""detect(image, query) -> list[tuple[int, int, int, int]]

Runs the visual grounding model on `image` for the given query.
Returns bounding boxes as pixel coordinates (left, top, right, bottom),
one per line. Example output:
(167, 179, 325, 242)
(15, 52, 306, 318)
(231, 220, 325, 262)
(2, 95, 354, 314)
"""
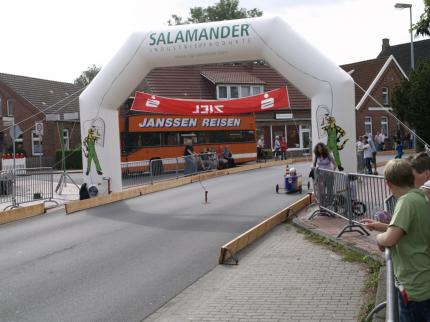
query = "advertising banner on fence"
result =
(130, 87, 289, 115)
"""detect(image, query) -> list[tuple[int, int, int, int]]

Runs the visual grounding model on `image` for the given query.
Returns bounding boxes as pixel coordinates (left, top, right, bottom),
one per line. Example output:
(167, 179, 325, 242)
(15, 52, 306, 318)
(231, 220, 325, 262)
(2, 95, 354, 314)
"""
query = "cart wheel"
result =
(353, 201, 367, 216)
(299, 187, 302, 194)
(276, 184, 279, 193)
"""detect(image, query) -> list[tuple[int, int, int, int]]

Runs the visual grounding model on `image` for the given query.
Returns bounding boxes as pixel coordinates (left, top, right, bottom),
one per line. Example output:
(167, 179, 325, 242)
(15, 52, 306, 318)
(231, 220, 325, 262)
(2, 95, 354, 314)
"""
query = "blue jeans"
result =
(398, 289, 430, 322)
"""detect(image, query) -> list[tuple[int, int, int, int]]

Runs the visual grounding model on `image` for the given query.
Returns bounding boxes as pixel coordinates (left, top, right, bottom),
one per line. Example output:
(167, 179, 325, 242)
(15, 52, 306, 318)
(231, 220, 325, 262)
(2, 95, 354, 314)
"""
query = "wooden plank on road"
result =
(219, 193, 313, 264)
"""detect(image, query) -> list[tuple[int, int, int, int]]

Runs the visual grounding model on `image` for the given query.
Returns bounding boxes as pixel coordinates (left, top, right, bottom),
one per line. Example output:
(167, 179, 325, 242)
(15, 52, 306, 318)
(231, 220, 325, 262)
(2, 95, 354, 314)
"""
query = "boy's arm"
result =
(376, 226, 405, 247)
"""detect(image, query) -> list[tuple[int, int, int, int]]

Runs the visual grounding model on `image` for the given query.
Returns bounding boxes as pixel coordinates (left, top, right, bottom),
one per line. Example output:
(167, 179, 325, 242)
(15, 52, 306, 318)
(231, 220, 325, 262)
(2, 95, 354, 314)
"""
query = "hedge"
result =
(55, 149, 83, 170)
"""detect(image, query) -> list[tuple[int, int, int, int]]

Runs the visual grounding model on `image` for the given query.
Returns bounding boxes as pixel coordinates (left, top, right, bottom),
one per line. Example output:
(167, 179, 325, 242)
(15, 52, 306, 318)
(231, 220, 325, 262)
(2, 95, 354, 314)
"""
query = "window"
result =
(287, 125, 300, 148)
(381, 116, 388, 136)
(63, 129, 70, 150)
(382, 87, 390, 106)
(123, 130, 255, 150)
(364, 116, 372, 136)
(216, 85, 264, 99)
(32, 131, 43, 156)
(218, 86, 227, 99)
(240, 86, 250, 97)
(252, 86, 262, 95)
(7, 99, 13, 116)
(230, 86, 239, 98)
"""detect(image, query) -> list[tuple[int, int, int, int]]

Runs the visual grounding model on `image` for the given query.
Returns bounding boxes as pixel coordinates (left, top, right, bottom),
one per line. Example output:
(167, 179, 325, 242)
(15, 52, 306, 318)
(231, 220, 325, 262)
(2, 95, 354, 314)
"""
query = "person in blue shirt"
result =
(395, 140, 404, 159)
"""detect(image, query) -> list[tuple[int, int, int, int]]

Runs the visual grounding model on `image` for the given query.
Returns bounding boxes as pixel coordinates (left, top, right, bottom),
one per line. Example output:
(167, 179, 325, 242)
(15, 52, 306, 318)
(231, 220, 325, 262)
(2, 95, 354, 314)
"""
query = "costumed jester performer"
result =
(83, 127, 103, 175)
(322, 116, 348, 171)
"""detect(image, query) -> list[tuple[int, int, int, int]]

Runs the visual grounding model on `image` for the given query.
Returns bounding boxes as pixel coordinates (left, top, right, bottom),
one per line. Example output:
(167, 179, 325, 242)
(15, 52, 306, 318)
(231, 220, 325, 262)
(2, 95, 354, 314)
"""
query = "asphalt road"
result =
(0, 163, 311, 322)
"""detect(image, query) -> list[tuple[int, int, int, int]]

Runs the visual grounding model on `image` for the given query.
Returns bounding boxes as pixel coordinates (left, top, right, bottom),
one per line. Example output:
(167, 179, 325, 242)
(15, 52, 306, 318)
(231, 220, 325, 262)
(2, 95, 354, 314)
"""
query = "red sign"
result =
(130, 87, 289, 115)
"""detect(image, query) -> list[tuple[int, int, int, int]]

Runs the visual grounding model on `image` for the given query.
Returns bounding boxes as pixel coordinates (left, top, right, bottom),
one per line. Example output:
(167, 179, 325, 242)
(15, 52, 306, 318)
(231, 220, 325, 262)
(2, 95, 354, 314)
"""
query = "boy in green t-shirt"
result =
(361, 159, 430, 322)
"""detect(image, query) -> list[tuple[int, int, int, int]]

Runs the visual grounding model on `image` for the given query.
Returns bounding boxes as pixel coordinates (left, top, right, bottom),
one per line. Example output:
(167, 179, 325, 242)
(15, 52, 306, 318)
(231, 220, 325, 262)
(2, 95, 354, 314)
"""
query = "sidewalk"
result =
(145, 224, 367, 322)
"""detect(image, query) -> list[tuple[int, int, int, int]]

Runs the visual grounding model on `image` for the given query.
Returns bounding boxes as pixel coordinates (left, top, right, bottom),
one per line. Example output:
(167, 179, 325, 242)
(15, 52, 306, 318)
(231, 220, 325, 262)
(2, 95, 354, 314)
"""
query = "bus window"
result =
(161, 132, 179, 146)
(180, 133, 197, 145)
(142, 133, 161, 146)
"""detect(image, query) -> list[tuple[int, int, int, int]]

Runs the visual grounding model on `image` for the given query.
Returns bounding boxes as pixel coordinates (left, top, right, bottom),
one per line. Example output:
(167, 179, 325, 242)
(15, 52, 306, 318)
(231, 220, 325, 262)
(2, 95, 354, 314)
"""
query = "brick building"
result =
(340, 55, 407, 149)
(378, 38, 430, 75)
(0, 73, 82, 165)
(120, 62, 312, 152)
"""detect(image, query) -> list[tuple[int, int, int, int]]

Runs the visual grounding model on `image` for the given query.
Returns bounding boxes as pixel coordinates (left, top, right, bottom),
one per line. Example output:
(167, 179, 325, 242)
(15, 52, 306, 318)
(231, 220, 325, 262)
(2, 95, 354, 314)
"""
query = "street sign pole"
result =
(34, 122, 44, 168)
(12, 119, 17, 207)
(39, 134, 42, 167)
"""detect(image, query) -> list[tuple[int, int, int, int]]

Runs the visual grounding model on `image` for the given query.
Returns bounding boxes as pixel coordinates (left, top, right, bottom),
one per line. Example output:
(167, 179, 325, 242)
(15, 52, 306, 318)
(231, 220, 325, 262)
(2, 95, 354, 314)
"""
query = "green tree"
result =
(74, 64, 101, 87)
(392, 61, 430, 148)
(168, 0, 262, 25)
(413, 0, 430, 37)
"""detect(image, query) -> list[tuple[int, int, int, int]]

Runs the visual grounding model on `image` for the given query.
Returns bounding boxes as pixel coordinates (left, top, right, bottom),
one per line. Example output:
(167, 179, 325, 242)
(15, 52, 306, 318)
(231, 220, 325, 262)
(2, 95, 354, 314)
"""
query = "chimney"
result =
(382, 38, 390, 51)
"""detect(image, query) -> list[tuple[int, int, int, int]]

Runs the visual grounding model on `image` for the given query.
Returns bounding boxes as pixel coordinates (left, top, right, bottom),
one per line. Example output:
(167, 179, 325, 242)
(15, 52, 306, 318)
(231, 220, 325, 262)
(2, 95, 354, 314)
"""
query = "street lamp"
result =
(395, 3, 415, 70)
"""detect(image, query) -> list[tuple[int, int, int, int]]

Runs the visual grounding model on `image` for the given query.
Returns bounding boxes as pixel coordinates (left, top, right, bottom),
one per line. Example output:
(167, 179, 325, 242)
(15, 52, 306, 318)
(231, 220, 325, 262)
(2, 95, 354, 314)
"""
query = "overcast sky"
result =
(2, 0, 427, 83)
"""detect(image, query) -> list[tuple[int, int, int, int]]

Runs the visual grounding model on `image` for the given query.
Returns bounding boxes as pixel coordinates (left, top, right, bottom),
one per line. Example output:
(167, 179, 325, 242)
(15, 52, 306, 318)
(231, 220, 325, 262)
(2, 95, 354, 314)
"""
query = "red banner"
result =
(130, 87, 289, 115)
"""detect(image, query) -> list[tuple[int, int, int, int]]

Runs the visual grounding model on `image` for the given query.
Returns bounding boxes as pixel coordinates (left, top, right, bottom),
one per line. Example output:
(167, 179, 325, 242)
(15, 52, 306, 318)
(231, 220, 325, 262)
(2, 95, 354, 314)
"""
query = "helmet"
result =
(374, 210, 391, 224)
(289, 167, 297, 176)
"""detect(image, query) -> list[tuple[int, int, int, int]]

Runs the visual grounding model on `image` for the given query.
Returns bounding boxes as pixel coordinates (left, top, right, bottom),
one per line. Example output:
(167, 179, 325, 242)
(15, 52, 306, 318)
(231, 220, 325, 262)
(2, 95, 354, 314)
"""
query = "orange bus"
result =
(119, 114, 257, 164)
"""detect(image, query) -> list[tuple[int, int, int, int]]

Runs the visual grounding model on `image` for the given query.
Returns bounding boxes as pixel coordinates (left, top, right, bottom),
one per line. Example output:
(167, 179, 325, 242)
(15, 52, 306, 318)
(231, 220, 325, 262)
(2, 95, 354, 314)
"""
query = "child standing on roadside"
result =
(361, 159, 430, 322)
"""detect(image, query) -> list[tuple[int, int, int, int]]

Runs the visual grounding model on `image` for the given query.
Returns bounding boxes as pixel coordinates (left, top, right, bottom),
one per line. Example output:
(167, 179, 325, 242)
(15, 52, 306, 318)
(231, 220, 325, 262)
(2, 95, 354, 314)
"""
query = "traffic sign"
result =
(35, 122, 44, 136)
(2, 116, 14, 127)
(9, 124, 22, 140)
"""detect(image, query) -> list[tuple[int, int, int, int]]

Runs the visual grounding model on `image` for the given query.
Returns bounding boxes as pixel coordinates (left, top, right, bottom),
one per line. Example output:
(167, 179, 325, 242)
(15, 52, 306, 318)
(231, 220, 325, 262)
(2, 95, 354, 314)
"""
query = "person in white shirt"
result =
(374, 132, 381, 151)
(362, 136, 373, 174)
(378, 132, 386, 151)
(367, 135, 378, 174)
(356, 136, 365, 173)
(257, 136, 265, 161)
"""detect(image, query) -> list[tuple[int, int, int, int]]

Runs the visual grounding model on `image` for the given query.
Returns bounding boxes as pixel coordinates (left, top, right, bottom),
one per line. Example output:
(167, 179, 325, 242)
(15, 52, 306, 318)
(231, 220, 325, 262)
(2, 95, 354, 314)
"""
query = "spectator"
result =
(223, 145, 235, 168)
(420, 180, 430, 201)
(374, 132, 381, 151)
(379, 132, 386, 151)
(184, 140, 196, 175)
(312, 142, 336, 206)
(200, 148, 211, 170)
(313, 142, 336, 170)
(362, 136, 373, 174)
(361, 159, 430, 322)
(395, 140, 404, 159)
(257, 136, 265, 161)
(356, 136, 365, 173)
(273, 136, 281, 160)
(367, 135, 378, 174)
(410, 152, 430, 188)
(216, 146, 227, 169)
(280, 136, 287, 160)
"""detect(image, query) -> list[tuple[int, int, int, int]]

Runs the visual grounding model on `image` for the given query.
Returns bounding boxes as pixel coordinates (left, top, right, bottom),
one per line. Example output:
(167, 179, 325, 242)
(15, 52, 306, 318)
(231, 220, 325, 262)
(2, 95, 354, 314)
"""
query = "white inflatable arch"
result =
(80, 16, 356, 194)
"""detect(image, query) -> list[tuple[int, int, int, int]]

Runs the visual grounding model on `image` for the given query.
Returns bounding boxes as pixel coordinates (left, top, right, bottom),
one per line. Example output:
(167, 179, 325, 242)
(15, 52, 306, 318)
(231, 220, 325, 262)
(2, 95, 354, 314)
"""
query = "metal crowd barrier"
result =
(309, 167, 393, 237)
(366, 196, 399, 322)
(0, 170, 13, 204)
(357, 151, 365, 173)
(366, 248, 400, 322)
(1, 167, 57, 211)
(121, 153, 219, 188)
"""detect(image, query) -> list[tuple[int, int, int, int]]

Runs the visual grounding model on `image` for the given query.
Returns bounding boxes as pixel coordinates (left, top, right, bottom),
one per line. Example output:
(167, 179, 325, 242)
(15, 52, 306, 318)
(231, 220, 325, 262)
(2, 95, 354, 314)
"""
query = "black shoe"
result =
(85, 171, 89, 175)
(338, 165, 344, 171)
(97, 170, 103, 175)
